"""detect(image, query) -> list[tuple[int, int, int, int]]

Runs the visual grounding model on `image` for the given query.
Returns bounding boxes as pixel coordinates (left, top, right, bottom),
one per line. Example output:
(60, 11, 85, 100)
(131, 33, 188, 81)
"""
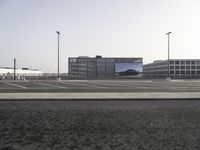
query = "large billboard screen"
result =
(115, 63, 143, 76)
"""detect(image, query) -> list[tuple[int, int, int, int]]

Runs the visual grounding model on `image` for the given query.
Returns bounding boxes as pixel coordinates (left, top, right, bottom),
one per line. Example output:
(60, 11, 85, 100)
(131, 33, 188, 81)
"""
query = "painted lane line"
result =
(90, 82, 149, 88)
(89, 82, 128, 86)
(65, 82, 108, 89)
(6, 82, 28, 89)
(70, 83, 108, 89)
(32, 82, 68, 89)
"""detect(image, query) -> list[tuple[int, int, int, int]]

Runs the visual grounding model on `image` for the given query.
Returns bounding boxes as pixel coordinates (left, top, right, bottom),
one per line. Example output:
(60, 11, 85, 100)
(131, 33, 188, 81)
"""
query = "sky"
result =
(1, 0, 200, 73)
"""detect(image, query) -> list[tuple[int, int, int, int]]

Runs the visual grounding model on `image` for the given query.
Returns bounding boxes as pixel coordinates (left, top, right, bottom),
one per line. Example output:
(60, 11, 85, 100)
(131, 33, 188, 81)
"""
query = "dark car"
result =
(119, 69, 139, 76)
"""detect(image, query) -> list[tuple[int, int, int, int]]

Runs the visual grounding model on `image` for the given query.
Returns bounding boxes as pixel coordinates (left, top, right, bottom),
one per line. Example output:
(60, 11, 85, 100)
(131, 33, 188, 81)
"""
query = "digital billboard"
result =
(115, 63, 143, 76)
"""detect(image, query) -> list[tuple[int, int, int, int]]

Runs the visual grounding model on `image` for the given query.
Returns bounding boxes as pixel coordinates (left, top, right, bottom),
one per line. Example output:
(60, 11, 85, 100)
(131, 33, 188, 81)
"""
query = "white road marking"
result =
(33, 82, 68, 89)
(6, 82, 28, 89)
(65, 82, 108, 89)
(90, 81, 126, 86)
(90, 81, 149, 88)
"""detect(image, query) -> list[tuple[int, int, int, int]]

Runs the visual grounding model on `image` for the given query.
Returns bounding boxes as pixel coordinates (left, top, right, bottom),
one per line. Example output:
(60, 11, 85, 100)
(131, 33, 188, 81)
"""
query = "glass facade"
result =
(69, 56, 143, 79)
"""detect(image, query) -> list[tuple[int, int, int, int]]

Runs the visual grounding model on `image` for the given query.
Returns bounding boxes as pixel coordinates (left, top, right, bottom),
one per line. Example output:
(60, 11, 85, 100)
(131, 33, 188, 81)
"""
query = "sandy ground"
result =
(1, 100, 200, 150)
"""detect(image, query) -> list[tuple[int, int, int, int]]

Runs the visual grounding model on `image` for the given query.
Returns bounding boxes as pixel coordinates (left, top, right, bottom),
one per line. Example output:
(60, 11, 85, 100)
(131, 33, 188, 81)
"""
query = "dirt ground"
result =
(1, 100, 200, 150)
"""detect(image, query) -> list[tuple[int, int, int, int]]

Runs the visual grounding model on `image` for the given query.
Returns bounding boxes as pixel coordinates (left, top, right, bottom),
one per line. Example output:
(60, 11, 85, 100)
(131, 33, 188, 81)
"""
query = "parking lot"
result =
(1, 79, 200, 93)
(1, 80, 200, 149)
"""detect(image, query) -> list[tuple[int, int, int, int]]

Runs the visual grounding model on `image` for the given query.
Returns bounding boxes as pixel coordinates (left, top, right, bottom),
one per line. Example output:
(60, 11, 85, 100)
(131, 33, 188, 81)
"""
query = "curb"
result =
(0, 92, 200, 101)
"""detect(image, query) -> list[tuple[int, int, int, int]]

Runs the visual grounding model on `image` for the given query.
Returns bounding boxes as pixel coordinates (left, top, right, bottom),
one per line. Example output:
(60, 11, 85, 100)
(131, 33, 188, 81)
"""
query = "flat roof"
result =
(144, 59, 200, 66)
(69, 57, 143, 59)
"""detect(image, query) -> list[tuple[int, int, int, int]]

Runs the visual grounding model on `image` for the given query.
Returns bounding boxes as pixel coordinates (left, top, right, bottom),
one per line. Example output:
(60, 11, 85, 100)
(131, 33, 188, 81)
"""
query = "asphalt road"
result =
(1, 79, 200, 93)
(1, 100, 200, 150)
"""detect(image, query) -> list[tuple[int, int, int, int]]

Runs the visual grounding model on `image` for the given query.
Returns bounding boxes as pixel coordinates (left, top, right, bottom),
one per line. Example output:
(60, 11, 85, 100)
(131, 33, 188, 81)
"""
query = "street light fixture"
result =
(56, 31, 61, 81)
(166, 31, 172, 79)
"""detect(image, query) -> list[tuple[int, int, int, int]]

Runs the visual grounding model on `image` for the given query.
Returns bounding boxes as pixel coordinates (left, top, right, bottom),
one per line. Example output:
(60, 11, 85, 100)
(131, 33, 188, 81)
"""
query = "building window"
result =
(191, 66, 196, 69)
(170, 71, 174, 74)
(181, 66, 185, 69)
(197, 66, 200, 69)
(191, 71, 196, 74)
(181, 61, 185, 64)
(186, 71, 190, 74)
(191, 61, 196, 65)
(181, 71, 185, 74)
(175, 71, 179, 74)
(186, 61, 190, 65)
(170, 66, 174, 69)
(175, 66, 179, 69)
(170, 61, 174, 64)
(186, 66, 190, 69)
(175, 61, 179, 64)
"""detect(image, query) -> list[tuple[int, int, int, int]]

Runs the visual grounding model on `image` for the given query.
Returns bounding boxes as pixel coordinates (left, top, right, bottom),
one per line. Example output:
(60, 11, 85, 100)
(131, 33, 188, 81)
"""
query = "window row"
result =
(170, 66, 200, 69)
(170, 71, 200, 74)
(170, 61, 200, 65)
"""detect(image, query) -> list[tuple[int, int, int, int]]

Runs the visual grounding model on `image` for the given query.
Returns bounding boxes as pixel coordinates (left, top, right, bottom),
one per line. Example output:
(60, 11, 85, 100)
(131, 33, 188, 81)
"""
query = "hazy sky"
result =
(1, 0, 200, 73)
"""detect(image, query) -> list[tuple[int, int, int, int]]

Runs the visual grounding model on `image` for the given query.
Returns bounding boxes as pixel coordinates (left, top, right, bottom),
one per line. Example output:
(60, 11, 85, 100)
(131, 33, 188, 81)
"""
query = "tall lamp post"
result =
(166, 31, 172, 79)
(14, 58, 16, 80)
(56, 31, 61, 81)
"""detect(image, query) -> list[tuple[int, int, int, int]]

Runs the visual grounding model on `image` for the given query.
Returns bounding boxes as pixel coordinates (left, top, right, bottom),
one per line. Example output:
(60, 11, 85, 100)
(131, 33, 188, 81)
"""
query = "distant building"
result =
(0, 67, 43, 80)
(143, 59, 200, 79)
(68, 56, 143, 79)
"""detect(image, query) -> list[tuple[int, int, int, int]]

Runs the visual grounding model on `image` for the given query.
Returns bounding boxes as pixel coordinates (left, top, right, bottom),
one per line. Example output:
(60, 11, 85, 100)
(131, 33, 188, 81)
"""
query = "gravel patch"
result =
(1, 101, 200, 150)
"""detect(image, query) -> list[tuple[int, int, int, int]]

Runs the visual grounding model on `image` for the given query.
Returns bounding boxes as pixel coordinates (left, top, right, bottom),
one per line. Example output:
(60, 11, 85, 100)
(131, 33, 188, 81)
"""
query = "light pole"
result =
(56, 31, 61, 81)
(166, 31, 172, 79)
(14, 58, 16, 80)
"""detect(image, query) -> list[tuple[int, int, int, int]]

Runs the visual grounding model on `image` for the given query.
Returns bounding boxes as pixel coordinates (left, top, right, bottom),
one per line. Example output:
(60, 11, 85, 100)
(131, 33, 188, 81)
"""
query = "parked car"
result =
(119, 69, 139, 76)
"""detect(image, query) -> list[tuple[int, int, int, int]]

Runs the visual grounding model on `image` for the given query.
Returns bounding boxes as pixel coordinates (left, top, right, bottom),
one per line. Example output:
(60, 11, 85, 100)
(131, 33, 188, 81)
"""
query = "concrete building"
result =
(69, 56, 143, 79)
(0, 67, 43, 80)
(143, 59, 200, 79)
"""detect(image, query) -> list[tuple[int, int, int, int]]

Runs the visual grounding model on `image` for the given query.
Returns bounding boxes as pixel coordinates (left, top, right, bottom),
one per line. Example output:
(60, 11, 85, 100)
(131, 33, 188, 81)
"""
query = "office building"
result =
(143, 59, 200, 79)
(69, 56, 143, 79)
